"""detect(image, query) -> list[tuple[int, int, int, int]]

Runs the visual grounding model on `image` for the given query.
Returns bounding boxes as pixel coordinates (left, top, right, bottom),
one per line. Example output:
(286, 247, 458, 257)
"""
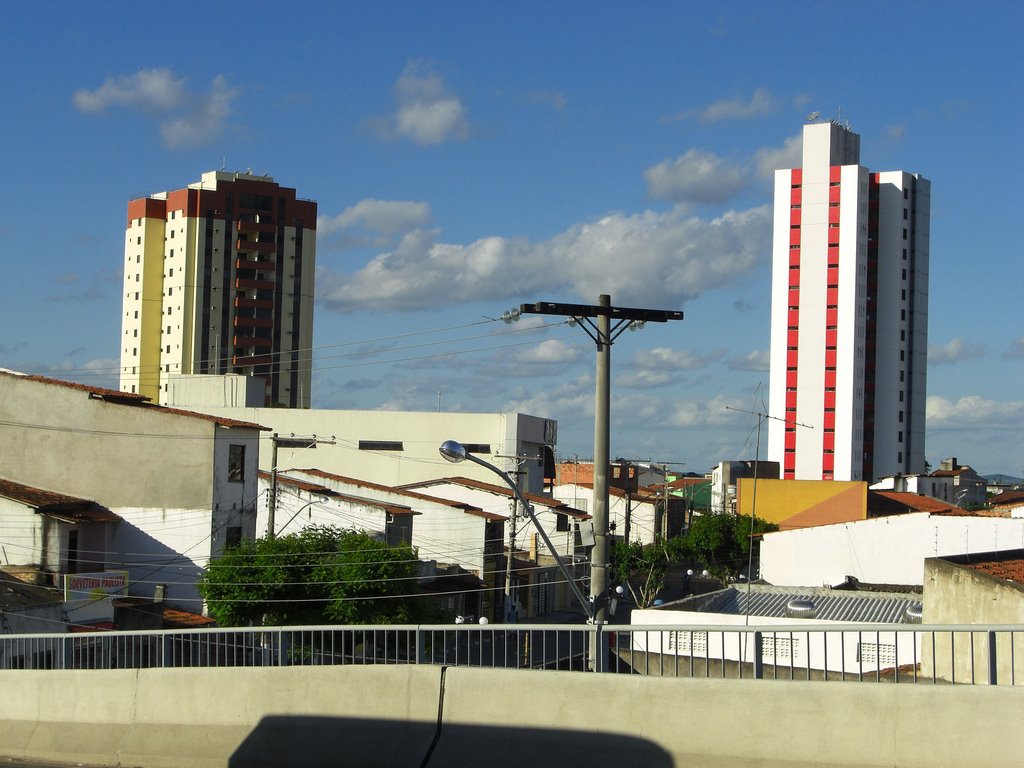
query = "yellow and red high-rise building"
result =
(119, 171, 316, 408)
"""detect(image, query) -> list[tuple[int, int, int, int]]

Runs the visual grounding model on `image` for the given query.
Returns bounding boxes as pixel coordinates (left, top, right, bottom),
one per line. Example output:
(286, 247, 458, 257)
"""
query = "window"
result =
(902, 229, 907, 240)
(358, 440, 404, 451)
(228, 445, 245, 482)
(461, 443, 491, 454)
(556, 514, 569, 532)
(226, 526, 242, 549)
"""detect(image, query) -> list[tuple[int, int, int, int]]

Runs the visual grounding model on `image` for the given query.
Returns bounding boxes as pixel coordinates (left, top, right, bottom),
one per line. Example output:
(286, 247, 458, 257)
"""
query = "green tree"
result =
(198, 525, 428, 626)
(610, 538, 678, 608)
(678, 513, 778, 578)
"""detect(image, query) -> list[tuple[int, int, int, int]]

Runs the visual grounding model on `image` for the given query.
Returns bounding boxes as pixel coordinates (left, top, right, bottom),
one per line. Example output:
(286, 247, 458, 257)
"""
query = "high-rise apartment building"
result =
(119, 171, 316, 408)
(767, 122, 930, 482)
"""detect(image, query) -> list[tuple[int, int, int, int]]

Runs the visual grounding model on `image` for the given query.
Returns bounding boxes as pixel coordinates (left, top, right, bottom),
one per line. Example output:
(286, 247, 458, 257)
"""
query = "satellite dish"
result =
(807, 111, 820, 122)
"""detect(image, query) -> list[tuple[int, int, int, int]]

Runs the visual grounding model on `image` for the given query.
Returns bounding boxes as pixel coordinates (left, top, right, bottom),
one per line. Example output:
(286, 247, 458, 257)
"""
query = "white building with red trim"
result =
(768, 121, 930, 482)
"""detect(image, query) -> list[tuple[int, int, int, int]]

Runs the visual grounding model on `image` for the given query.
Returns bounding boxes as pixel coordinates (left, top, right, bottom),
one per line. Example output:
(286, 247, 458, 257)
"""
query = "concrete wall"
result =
(922, 558, 1024, 685)
(181, 407, 556, 493)
(760, 512, 1024, 587)
(0, 665, 1020, 768)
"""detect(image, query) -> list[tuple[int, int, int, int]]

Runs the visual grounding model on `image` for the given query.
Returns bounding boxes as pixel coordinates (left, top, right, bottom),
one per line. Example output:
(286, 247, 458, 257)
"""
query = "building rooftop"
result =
(402, 476, 590, 519)
(0, 477, 121, 523)
(657, 584, 922, 624)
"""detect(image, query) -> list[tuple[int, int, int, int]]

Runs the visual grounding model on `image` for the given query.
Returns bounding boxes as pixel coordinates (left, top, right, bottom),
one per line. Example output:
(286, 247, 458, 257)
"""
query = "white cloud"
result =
(372, 61, 470, 145)
(160, 75, 237, 149)
(510, 339, 581, 365)
(666, 394, 752, 428)
(74, 69, 236, 149)
(1002, 337, 1024, 360)
(616, 370, 673, 389)
(754, 134, 802, 179)
(502, 372, 594, 423)
(526, 90, 567, 110)
(318, 204, 771, 312)
(629, 347, 724, 371)
(928, 337, 987, 365)
(645, 148, 748, 204)
(927, 395, 1024, 430)
(669, 88, 775, 123)
(726, 349, 770, 371)
(73, 68, 186, 112)
(319, 199, 432, 241)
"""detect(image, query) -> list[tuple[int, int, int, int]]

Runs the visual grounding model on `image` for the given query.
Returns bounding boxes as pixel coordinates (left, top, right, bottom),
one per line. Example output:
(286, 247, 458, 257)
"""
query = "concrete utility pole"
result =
(519, 294, 683, 670)
(267, 434, 336, 538)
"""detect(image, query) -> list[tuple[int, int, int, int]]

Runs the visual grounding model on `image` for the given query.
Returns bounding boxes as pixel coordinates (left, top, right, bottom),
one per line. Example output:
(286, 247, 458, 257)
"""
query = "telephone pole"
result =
(518, 294, 683, 669)
(267, 434, 336, 538)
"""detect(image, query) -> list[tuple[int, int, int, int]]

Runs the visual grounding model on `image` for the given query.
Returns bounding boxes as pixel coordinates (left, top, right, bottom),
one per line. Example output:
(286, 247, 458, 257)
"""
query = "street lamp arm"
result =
(440, 440, 594, 621)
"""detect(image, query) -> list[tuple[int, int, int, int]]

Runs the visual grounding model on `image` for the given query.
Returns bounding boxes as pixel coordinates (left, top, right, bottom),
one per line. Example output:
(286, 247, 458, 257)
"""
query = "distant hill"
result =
(983, 473, 1023, 485)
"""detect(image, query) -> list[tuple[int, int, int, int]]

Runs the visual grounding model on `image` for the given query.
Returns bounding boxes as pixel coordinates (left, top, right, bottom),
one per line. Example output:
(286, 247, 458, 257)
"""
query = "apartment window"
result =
(165, 345, 171, 353)
(170, 230, 175, 239)
(167, 307, 172, 315)
(900, 391, 904, 402)
(899, 411, 904, 422)
(900, 370, 905, 382)
(225, 526, 242, 549)
(134, 310, 138, 319)
(900, 350, 905, 361)
(903, 209, 908, 220)
(903, 188, 908, 200)
(900, 330, 905, 341)
(556, 514, 569, 533)
(358, 440, 404, 451)
(133, 329, 138, 338)
(902, 229, 907, 240)
(901, 289, 906, 300)
(902, 248, 907, 259)
(898, 432, 903, 443)
(461, 443, 491, 454)
(228, 445, 245, 482)
(902, 269, 907, 280)
(135, 292, 139, 300)
(166, 325, 171, 335)
(901, 309, 906, 321)
(136, 236, 141, 244)
(132, 347, 137, 356)
(898, 452, 903, 463)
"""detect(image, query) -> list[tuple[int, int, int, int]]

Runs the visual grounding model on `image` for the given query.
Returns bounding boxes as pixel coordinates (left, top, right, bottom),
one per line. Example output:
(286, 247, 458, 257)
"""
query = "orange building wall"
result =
(737, 479, 867, 530)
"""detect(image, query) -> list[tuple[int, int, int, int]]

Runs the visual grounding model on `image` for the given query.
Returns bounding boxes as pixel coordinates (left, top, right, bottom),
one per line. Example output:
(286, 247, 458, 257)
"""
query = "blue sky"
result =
(1, 2, 1021, 477)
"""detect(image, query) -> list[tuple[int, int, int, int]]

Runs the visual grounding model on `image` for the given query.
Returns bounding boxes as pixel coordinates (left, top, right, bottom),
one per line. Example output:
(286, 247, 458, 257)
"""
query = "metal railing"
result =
(1, 623, 1021, 684)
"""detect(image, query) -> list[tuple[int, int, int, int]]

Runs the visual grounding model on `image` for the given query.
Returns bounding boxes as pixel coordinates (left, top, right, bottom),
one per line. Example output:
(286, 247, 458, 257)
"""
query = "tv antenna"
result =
(725, 385, 813, 625)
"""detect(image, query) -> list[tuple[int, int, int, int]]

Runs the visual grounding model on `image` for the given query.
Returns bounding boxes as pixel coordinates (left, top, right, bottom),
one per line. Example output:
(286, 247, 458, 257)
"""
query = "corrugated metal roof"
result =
(698, 586, 921, 624)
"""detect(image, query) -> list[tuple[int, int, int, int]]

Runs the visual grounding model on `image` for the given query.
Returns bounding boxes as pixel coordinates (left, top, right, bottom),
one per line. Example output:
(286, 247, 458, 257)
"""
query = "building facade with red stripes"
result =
(767, 122, 929, 482)
(118, 172, 317, 408)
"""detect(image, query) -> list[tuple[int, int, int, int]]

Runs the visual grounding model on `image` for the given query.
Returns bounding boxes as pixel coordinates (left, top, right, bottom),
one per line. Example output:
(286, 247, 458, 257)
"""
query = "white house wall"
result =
(760, 513, 1024, 587)
(630, 609, 919, 675)
(180, 407, 556, 493)
(287, 471, 500, 577)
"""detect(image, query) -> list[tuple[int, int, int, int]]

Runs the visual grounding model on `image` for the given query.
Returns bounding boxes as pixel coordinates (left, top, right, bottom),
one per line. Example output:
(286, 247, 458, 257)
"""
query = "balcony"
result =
(234, 316, 274, 329)
(232, 354, 272, 366)
(235, 239, 275, 254)
(236, 258, 276, 272)
(235, 277, 275, 291)
(233, 335, 272, 348)
(235, 297, 274, 309)
(237, 220, 276, 234)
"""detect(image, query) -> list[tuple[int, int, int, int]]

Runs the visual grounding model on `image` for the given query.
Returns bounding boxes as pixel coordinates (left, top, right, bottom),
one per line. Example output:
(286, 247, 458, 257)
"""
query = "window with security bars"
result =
(762, 636, 799, 660)
(667, 630, 708, 654)
(857, 642, 896, 666)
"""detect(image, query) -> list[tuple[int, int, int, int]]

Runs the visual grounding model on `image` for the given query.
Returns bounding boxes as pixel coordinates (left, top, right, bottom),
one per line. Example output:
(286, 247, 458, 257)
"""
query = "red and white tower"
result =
(767, 121, 929, 482)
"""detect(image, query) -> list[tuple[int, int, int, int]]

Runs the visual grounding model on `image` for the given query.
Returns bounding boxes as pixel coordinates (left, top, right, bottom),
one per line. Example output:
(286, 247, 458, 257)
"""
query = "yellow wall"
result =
(737, 478, 866, 530)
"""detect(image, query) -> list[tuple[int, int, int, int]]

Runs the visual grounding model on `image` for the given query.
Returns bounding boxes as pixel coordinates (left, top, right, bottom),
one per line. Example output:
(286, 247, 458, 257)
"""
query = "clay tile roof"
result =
(960, 557, 1024, 586)
(868, 490, 959, 515)
(162, 607, 218, 629)
(402, 476, 590, 519)
(258, 471, 419, 516)
(293, 469, 503, 521)
(1, 370, 267, 431)
(990, 490, 1024, 508)
(0, 477, 120, 522)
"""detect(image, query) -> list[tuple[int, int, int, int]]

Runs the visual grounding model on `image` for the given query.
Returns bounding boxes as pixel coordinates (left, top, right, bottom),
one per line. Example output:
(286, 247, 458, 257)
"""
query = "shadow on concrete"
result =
(229, 715, 673, 768)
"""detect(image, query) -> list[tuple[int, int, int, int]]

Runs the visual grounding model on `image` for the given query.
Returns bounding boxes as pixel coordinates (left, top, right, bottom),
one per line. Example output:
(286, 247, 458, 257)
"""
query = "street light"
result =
(439, 440, 594, 621)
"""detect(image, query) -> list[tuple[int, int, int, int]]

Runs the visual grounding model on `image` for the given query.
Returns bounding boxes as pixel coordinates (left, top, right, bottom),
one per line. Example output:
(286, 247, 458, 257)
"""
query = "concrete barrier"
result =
(0, 666, 1020, 767)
